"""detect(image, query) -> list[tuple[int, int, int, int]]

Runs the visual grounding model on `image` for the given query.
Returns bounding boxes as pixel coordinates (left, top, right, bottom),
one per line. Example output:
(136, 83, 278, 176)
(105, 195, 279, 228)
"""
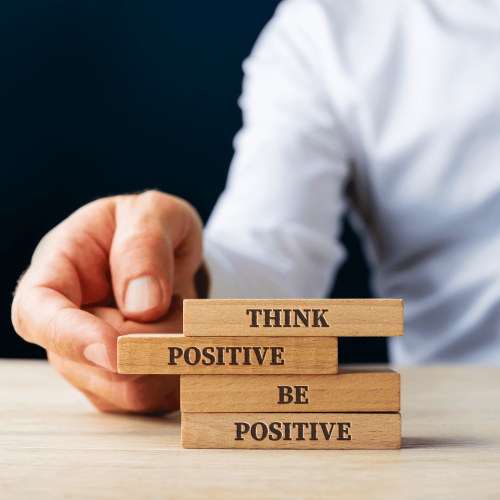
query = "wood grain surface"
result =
(118, 334, 338, 374)
(183, 299, 404, 337)
(2, 361, 500, 499)
(181, 412, 401, 449)
(181, 367, 400, 412)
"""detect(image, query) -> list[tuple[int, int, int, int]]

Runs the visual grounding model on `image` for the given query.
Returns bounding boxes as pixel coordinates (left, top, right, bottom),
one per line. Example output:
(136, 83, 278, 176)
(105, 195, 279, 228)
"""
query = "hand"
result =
(12, 190, 204, 412)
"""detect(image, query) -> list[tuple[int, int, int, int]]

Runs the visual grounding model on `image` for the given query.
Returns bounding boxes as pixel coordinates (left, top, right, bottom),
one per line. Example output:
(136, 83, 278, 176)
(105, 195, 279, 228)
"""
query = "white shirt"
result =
(203, 0, 500, 365)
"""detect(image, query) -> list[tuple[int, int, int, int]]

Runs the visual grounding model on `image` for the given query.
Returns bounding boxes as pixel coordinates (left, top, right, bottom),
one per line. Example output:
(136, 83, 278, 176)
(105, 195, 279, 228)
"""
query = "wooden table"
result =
(1, 360, 499, 499)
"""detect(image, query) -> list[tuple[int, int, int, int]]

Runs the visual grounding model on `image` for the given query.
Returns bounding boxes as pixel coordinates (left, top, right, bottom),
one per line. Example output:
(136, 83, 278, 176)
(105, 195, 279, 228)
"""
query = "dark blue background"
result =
(1, 0, 384, 363)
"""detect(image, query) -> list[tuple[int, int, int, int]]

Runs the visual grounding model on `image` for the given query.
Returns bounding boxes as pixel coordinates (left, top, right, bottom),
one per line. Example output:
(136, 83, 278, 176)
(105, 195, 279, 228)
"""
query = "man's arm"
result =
(205, 0, 352, 299)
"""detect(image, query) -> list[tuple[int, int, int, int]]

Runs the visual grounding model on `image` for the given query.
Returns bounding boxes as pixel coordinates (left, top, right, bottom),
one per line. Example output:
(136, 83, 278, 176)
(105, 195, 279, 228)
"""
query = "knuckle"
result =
(11, 289, 33, 342)
(139, 190, 199, 224)
(11, 294, 23, 335)
(137, 189, 162, 208)
(88, 398, 117, 413)
(120, 379, 160, 413)
(118, 230, 170, 263)
(41, 310, 64, 355)
(81, 390, 119, 413)
(47, 352, 80, 388)
(46, 351, 62, 371)
(88, 399, 108, 412)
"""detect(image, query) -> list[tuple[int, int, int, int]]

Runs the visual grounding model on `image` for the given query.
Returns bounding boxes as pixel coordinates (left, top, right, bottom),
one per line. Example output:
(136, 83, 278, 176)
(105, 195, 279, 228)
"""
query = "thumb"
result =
(110, 191, 203, 322)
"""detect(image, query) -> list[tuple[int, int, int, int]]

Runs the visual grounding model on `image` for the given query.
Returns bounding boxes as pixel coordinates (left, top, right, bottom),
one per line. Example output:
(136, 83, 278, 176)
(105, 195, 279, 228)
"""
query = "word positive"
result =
(235, 421, 352, 441)
(167, 346, 285, 366)
(246, 308, 330, 328)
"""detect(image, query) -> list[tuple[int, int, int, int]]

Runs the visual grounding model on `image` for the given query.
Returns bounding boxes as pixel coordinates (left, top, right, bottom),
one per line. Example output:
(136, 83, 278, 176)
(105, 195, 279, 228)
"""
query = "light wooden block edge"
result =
(180, 367, 401, 413)
(118, 334, 338, 374)
(183, 299, 404, 337)
(181, 412, 402, 450)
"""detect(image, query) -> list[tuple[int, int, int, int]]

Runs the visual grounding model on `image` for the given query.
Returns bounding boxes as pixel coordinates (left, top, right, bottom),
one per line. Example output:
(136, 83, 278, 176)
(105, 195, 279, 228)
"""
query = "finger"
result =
(47, 350, 142, 383)
(13, 251, 120, 371)
(110, 191, 203, 322)
(45, 294, 183, 386)
(31, 198, 116, 306)
(80, 390, 129, 413)
(85, 293, 184, 336)
(49, 351, 180, 413)
(12, 198, 120, 370)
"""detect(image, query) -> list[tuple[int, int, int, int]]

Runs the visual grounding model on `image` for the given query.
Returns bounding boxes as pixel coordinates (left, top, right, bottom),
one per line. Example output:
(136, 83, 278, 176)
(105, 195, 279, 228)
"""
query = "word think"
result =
(246, 309, 330, 327)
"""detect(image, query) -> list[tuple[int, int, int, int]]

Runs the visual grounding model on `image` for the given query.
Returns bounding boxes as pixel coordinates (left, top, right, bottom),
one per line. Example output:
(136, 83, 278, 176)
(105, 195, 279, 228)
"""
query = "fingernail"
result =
(125, 276, 163, 313)
(84, 343, 113, 371)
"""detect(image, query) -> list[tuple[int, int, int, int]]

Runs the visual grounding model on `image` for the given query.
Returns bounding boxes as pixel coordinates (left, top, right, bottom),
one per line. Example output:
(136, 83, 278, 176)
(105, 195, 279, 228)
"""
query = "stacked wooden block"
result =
(118, 299, 403, 449)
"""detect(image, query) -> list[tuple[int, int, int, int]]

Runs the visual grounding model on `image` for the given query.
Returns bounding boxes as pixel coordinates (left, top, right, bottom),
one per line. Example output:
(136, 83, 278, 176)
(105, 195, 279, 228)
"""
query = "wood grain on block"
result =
(183, 299, 403, 337)
(180, 367, 400, 413)
(182, 412, 401, 449)
(118, 334, 338, 374)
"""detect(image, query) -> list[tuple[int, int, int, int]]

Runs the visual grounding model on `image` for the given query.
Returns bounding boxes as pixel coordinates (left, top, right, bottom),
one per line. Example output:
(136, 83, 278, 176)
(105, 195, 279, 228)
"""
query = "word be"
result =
(278, 385, 309, 404)
(235, 422, 352, 441)
(246, 309, 330, 328)
(167, 346, 285, 366)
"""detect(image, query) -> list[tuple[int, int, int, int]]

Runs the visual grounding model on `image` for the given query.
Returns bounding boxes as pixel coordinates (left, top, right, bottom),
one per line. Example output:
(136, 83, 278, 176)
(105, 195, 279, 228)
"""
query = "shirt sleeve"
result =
(204, 0, 352, 299)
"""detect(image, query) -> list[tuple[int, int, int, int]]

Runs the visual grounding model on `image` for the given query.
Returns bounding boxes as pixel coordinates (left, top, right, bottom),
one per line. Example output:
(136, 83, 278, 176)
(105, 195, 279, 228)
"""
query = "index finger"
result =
(12, 198, 120, 371)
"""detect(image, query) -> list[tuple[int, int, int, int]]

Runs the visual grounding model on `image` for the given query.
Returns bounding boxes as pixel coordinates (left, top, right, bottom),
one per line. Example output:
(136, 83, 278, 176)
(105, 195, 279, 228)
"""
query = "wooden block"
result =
(183, 299, 403, 337)
(181, 412, 401, 449)
(180, 367, 400, 413)
(118, 334, 338, 374)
